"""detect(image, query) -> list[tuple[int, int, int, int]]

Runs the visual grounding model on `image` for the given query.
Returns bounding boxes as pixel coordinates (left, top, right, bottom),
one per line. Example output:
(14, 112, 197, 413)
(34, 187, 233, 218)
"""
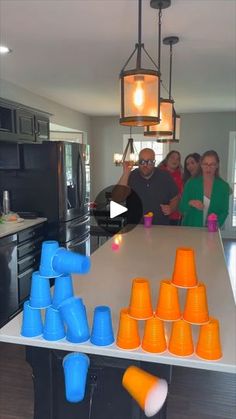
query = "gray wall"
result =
(0, 79, 91, 140)
(90, 112, 236, 199)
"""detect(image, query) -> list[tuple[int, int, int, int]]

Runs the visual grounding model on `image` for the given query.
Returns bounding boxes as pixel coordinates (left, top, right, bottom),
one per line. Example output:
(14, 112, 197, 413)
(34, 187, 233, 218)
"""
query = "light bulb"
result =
(133, 77, 144, 110)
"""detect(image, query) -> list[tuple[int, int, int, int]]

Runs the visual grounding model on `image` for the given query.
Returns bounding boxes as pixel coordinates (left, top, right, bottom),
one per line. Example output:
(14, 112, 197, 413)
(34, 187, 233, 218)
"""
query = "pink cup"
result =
(207, 213, 218, 232)
(144, 215, 153, 228)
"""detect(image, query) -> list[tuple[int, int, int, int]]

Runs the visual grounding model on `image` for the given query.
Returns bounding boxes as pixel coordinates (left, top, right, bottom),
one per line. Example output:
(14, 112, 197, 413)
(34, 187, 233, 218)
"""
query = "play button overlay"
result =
(91, 185, 143, 236)
(110, 201, 127, 219)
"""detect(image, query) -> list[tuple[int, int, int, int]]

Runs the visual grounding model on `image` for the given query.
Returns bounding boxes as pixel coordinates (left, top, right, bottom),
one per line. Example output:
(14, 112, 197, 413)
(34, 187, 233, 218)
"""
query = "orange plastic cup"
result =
(155, 280, 181, 321)
(116, 308, 140, 350)
(183, 282, 209, 324)
(122, 366, 168, 417)
(196, 317, 222, 360)
(168, 319, 194, 356)
(171, 247, 198, 288)
(142, 315, 167, 353)
(128, 278, 153, 320)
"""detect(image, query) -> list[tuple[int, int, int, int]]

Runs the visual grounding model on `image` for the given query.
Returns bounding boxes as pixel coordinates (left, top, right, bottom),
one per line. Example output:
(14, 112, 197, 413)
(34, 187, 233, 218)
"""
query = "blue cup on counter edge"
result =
(39, 240, 62, 278)
(59, 297, 90, 343)
(52, 248, 91, 276)
(52, 275, 74, 309)
(63, 352, 90, 403)
(90, 306, 114, 346)
(43, 306, 66, 341)
(21, 300, 43, 338)
(29, 271, 52, 309)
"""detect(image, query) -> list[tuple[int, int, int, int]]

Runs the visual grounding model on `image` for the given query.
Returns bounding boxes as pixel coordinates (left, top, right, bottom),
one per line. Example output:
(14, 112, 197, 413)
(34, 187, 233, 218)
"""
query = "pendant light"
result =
(113, 128, 138, 166)
(144, 0, 174, 138)
(156, 36, 181, 143)
(156, 108, 181, 143)
(119, 0, 160, 127)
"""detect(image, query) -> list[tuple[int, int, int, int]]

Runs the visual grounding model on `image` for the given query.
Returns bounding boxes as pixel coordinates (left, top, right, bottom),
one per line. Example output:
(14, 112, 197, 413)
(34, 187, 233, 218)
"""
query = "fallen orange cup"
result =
(122, 366, 168, 417)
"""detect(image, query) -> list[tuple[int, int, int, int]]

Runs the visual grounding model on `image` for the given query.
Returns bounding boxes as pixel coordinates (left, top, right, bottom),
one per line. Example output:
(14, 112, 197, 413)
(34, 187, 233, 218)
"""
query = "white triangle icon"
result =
(110, 201, 128, 219)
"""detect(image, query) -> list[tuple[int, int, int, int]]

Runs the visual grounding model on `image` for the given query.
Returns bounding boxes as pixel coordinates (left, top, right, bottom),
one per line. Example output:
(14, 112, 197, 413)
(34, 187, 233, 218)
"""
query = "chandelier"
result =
(113, 128, 138, 166)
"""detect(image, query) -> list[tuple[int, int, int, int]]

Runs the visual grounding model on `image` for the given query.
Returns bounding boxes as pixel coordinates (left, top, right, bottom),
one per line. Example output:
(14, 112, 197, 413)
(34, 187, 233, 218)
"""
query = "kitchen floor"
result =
(0, 239, 235, 419)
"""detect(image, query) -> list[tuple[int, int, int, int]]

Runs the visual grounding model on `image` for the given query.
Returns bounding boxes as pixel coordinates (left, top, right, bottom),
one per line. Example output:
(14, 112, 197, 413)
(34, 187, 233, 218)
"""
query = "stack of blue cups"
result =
(21, 240, 91, 341)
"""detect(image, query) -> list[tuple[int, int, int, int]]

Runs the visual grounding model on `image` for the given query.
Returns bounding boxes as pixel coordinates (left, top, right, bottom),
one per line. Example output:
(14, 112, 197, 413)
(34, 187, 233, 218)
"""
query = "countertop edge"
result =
(0, 218, 47, 238)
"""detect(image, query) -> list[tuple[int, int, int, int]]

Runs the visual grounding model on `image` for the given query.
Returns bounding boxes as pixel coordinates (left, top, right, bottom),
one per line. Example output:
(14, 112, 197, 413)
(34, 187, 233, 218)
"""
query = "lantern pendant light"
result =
(144, 0, 175, 138)
(156, 36, 181, 142)
(120, 0, 160, 127)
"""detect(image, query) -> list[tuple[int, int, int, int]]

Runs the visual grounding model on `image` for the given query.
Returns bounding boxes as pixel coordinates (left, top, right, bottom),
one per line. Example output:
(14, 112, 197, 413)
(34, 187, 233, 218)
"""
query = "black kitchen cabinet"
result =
(35, 114, 50, 141)
(15, 108, 35, 142)
(26, 348, 171, 419)
(0, 101, 18, 142)
(17, 223, 46, 305)
(0, 97, 50, 143)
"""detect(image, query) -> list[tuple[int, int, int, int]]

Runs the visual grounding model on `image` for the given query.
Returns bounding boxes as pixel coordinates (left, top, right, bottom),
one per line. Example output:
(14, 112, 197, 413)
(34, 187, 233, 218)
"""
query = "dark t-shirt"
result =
(127, 167, 178, 225)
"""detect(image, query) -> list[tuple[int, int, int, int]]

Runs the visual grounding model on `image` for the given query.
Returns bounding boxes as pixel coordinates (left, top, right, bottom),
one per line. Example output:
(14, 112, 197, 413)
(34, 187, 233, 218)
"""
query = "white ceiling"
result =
(0, 0, 236, 116)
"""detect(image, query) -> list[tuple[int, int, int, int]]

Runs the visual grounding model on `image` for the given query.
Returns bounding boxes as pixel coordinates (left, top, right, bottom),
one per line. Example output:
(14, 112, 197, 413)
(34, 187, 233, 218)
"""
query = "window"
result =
(226, 131, 236, 233)
(123, 134, 169, 165)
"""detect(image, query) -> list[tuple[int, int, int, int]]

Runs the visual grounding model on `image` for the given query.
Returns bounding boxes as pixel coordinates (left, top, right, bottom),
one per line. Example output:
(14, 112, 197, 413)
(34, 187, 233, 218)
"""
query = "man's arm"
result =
(111, 162, 133, 203)
(160, 195, 179, 215)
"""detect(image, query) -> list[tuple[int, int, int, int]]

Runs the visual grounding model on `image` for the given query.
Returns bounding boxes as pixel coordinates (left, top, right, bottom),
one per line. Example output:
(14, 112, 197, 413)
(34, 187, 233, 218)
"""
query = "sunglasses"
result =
(139, 159, 156, 166)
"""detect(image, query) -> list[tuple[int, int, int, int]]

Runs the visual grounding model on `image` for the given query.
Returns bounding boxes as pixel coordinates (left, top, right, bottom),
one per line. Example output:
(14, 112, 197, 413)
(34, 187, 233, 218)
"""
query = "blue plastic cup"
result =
(29, 271, 52, 308)
(29, 271, 51, 308)
(39, 240, 62, 278)
(43, 306, 66, 341)
(21, 300, 43, 337)
(90, 306, 114, 346)
(52, 248, 91, 275)
(59, 297, 90, 343)
(63, 352, 90, 403)
(52, 275, 74, 309)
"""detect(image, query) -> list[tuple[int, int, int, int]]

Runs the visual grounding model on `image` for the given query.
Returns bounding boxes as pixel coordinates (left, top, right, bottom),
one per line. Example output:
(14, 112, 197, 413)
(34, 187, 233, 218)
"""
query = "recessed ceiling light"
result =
(0, 45, 12, 54)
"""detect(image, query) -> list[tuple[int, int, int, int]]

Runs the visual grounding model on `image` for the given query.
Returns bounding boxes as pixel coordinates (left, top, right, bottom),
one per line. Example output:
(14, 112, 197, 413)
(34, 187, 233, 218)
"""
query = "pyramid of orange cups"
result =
(116, 247, 222, 361)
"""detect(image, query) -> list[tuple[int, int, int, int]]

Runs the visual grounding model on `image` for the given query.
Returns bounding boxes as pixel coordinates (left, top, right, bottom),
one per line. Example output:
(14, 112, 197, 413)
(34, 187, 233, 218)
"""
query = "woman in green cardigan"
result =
(180, 150, 230, 227)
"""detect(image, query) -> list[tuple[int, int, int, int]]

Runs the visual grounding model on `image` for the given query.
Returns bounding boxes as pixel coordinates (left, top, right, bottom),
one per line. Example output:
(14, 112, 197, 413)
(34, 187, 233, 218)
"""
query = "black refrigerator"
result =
(1, 141, 90, 255)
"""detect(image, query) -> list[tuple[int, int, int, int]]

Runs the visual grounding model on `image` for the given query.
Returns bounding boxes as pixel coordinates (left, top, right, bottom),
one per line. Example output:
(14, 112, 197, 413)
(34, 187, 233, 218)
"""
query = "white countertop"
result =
(0, 218, 47, 238)
(0, 225, 235, 373)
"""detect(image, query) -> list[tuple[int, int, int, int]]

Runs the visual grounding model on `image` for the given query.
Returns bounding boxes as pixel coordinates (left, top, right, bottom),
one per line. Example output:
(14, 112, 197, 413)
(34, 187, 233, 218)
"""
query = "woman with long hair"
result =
(180, 150, 230, 227)
(159, 150, 183, 225)
(183, 153, 201, 184)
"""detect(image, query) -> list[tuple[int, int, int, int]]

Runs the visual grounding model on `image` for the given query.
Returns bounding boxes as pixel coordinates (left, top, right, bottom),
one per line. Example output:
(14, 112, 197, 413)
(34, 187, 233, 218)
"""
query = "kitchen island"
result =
(0, 225, 235, 418)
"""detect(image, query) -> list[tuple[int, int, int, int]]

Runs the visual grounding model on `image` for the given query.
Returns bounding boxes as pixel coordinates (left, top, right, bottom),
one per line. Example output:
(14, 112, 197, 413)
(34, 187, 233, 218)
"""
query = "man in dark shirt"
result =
(112, 148, 179, 225)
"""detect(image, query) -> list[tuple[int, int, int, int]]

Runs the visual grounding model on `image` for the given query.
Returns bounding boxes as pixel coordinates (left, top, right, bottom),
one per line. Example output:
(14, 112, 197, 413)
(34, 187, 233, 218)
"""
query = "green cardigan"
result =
(179, 176, 230, 227)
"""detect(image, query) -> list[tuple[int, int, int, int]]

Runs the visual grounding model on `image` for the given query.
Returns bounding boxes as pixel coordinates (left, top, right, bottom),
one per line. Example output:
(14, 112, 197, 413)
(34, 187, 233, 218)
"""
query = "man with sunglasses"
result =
(112, 148, 179, 225)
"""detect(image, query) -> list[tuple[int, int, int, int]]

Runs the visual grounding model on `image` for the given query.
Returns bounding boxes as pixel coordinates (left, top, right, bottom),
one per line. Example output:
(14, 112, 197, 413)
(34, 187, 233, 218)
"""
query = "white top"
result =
(0, 225, 235, 374)
(0, 218, 47, 238)
(203, 195, 210, 226)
